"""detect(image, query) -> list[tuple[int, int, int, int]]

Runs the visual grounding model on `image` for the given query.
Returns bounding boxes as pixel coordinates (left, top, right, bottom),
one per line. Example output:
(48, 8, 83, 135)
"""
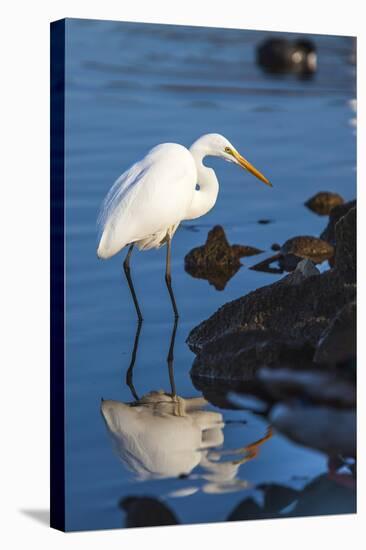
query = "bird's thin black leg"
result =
(125, 320, 143, 401)
(165, 236, 179, 319)
(167, 317, 178, 398)
(123, 244, 143, 322)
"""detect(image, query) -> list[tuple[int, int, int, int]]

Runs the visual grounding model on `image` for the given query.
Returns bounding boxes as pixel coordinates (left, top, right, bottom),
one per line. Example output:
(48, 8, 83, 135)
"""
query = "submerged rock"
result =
(184, 225, 262, 290)
(305, 192, 344, 216)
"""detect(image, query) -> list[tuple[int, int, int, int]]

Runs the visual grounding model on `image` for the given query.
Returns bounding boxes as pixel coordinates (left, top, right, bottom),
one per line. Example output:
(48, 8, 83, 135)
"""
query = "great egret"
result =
(97, 133, 271, 320)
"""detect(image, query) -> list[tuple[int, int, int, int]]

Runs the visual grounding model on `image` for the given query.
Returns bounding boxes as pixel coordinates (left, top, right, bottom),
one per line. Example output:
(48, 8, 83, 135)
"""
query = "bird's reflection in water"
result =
(101, 320, 272, 495)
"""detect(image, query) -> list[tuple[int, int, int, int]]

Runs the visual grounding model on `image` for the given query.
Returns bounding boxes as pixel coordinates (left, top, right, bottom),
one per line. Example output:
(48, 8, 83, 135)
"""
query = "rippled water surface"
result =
(63, 18, 356, 531)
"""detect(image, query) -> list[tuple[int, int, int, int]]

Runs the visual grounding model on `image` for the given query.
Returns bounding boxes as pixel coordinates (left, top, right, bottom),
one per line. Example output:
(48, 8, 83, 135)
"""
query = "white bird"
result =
(97, 133, 271, 320)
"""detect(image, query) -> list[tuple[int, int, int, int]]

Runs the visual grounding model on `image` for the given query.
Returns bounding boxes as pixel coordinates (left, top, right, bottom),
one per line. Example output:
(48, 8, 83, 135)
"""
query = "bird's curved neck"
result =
(186, 144, 219, 220)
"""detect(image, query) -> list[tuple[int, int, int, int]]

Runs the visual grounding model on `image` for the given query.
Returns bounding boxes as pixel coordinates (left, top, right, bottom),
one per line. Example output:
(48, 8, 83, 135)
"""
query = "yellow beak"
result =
(232, 150, 272, 187)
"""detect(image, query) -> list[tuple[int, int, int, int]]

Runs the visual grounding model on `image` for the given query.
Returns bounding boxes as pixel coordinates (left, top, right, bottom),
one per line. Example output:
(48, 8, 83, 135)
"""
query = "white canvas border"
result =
(0, 1, 364, 548)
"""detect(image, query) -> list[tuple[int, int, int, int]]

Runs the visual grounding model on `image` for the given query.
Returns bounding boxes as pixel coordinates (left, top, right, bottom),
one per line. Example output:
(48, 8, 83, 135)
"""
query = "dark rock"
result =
(250, 255, 283, 274)
(188, 204, 356, 382)
(227, 498, 265, 521)
(184, 225, 262, 290)
(258, 483, 299, 513)
(321, 199, 356, 245)
(278, 253, 302, 271)
(314, 301, 356, 365)
(251, 236, 334, 274)
(120, 496, 179, 528)
(190, 376, 254, 410)
(280, 236, 334, 264)
(188, 266, 355, 380)
(227, 474, 355, 522)
(305, 192, 344, 216)
(190, 328, 316, 380)
(257, 219, 272, 224)
(257, 38, 317, 76)
(334, 206, 356, 283)
(291, 474, 356, 516)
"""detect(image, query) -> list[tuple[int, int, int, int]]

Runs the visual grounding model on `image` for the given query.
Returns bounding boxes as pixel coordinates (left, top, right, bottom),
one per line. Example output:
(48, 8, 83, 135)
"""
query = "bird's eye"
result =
(225, 147, 231, 154)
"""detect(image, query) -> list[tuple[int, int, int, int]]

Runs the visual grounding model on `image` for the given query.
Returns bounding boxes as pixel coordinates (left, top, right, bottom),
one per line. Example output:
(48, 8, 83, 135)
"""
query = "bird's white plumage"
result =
(97, 143, 197, 258)
(97, 133, 270, 262)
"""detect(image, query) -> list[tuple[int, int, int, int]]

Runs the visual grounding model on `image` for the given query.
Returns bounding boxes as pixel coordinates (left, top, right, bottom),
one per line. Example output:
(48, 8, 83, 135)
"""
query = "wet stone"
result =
(188, 203, 356, 381)
(280, 236, 334, 264)
(321, 199, 356, 245)
(314, 301, 356, 365)
(188, 267, 355, 380)
(184, 225, 263, 290)
(305, 191, 344, 216)
(251, 236, 334, 274)
(334, 206, 356, 283)
(120, 497, 179, 527)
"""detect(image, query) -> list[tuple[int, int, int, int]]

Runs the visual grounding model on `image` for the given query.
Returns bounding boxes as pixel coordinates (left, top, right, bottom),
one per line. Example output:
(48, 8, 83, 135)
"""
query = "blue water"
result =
(63, 18, 356, 531)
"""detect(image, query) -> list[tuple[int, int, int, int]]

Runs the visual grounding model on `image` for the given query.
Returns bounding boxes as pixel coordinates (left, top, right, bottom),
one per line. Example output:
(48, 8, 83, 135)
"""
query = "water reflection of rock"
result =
(188, 204, 356, 377)
(120, 469, 355, 528)
(228, 473, 355, 521)
(259, 367, 356, 457)
(184, 225, 262, 290)
(191, 374, 260, 410)
(120, 496, 179, 528)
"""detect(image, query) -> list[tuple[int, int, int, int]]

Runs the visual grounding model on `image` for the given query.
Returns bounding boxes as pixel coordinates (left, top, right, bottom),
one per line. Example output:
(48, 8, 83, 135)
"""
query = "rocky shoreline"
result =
(187, 199, 356, 459)
(188, 200, 356, 378)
